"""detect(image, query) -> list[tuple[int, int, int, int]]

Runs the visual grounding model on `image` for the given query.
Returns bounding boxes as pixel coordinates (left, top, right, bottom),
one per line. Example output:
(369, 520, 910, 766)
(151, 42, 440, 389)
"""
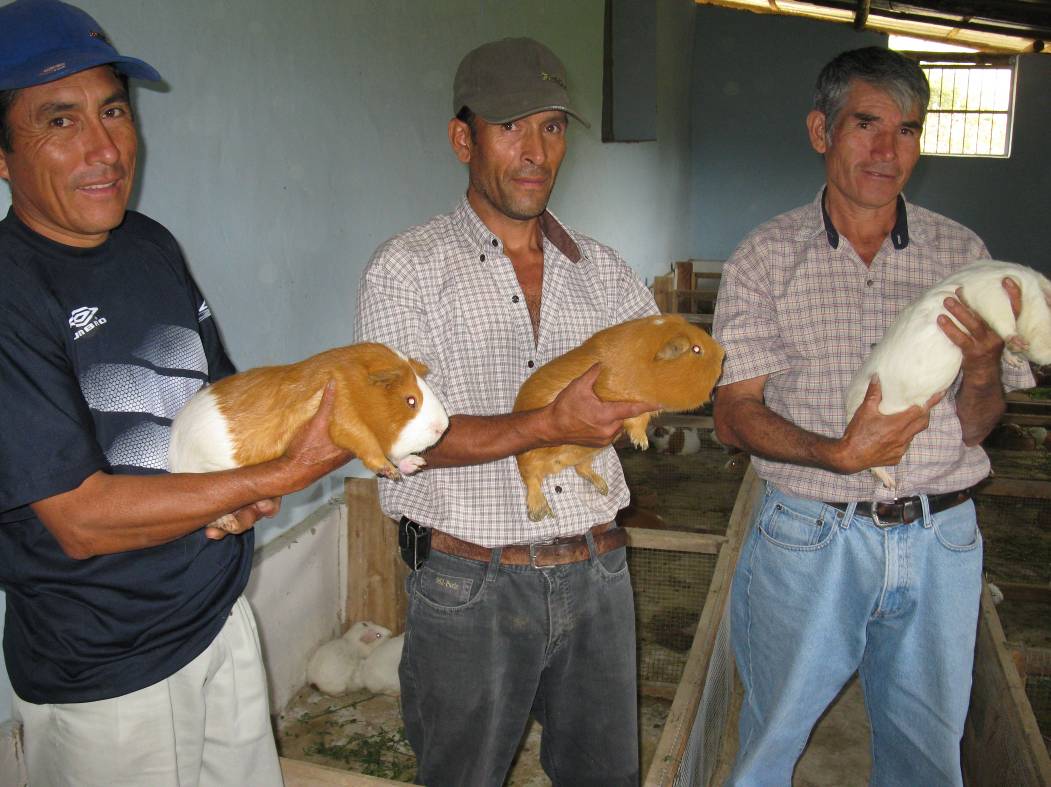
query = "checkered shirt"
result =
(355, 197, 658, 546)
(713, 189, 1034, 502)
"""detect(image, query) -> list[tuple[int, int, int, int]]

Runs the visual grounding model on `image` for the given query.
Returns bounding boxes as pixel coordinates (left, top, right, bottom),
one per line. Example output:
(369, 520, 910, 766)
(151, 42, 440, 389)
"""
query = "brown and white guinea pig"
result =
(647, 424, 703, 455)
(513, 314, 724, 521)
(844, 260, 1051, 489)
(168, 343, 449, 481)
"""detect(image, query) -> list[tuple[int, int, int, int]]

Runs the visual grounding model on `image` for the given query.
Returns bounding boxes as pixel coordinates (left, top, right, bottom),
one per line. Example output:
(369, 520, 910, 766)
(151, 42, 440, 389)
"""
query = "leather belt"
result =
(430, 522, 625, 568)
(825, 487, 975, 527)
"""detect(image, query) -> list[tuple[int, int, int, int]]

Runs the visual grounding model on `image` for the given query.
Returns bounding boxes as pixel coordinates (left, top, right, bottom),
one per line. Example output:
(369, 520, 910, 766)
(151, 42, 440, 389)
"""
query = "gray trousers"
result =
(399, 531, 639, 786)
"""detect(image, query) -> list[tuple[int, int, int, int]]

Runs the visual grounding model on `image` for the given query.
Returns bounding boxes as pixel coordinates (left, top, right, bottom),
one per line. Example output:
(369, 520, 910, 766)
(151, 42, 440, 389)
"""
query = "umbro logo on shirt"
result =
(197, 300, 211, 322)
(69, 306, 108, 341)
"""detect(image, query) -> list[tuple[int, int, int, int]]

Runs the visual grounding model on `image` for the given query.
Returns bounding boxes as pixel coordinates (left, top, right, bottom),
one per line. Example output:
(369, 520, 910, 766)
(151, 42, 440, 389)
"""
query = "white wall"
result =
(0, 0, 697, 721)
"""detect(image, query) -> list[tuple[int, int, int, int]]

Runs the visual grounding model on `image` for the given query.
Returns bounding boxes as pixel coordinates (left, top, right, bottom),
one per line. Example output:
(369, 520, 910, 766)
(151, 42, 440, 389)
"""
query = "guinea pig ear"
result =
(368, 368, 403, 388)
(654, 336, 691, 361)
(409, 359, 429, 378)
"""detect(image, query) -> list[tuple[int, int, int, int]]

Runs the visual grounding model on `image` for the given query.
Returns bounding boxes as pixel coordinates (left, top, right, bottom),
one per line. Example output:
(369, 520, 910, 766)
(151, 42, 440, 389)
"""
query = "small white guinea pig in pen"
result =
(168, 343, 449, 480)
(845, 260, 1051, 489)
(514, 314, 724, 521)
(355, 633, 405, 696)
(306, 620, 391, 696)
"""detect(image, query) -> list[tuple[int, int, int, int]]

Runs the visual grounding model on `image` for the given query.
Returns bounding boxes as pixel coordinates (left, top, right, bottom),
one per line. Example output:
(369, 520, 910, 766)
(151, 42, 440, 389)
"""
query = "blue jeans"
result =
(399, 530, 639, 786)
(728, 484, 983, 787)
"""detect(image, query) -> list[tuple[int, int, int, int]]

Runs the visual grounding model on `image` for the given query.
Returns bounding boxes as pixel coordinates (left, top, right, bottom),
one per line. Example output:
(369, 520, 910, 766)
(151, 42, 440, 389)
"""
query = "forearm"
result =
(420, 411, 555, 469)
(955, 369, 1006, 446)
(32, 457, 315, 559)
(714, 397, 844, 472)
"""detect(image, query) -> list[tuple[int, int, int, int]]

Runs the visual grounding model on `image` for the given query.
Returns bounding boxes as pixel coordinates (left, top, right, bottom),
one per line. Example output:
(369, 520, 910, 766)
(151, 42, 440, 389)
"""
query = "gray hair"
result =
(814, 47, 930, 142)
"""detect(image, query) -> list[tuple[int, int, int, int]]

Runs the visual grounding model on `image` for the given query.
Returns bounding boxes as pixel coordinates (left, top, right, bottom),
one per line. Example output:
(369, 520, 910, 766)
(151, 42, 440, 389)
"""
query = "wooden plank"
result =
(280, 756, 401, 786)
(652, 273, 674, 314)
(681, 313, 714, 326)
(640, 681, 681, 701)
(675, 261, 694, 314)
(993, 582, 1051, 604)
(1000, 412, 1051, 426)
(625, 527, 725, 555)
(978, 477, 1051, 499)
(652, 414, 714, 429)
(961, 584, 1051, 786)
(644, 465, 762, 786)
(344, 478, 408, 634)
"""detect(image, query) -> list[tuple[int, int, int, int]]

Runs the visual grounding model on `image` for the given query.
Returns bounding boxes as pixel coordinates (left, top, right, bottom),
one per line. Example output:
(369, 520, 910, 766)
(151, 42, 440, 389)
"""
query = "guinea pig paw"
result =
(397, 455, 427, 475)
(871, 467, 896, 490)
(1005, 334, 1029, 354)
(376, 464, 402, 481)
(631, 436, 649, 451)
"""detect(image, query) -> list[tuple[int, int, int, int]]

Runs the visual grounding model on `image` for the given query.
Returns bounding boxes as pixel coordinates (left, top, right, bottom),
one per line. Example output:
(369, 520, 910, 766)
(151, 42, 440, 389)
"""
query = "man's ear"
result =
(0, 147, 9, 182)
(448, 118, 472, 164)
(806, 110, 828, 155)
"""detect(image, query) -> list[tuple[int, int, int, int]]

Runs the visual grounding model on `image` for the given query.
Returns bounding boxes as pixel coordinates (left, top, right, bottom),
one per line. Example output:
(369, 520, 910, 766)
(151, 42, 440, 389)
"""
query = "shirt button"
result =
(512, 295, 520, 303)
(554, 485, 563, 493)
(491, 238, 499, 247)
(527, 360, 535, 368)
(479, 254, 486, 262)
(866, 279, 874, 286)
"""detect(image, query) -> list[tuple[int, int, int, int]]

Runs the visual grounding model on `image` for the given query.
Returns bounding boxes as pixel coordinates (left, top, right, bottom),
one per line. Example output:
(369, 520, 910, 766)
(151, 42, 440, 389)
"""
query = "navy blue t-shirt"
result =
(0, 208, 252, 704)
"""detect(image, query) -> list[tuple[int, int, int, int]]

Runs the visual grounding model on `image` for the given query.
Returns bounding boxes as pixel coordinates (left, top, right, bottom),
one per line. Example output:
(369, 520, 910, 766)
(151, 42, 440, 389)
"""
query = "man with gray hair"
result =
(713, 46, 1031, 784)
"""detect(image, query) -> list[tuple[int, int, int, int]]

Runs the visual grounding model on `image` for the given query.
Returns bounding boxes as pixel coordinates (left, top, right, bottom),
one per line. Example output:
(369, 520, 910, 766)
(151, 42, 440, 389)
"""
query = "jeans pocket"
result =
(931, 501, 981, 552)
(758, 498, 838, 550)
(592, 544, 629, 581)
(413, 555, 488, 612)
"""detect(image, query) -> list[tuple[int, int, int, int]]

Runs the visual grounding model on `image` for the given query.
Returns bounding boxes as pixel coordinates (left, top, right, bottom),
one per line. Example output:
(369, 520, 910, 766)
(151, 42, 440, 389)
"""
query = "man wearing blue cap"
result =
(0, 1, 353, 783)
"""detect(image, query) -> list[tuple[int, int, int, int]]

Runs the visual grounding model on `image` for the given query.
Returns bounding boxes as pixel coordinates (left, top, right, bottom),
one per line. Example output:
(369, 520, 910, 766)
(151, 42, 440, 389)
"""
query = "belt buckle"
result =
(529, 539, 556, 570)
(870, 502, 890, 529)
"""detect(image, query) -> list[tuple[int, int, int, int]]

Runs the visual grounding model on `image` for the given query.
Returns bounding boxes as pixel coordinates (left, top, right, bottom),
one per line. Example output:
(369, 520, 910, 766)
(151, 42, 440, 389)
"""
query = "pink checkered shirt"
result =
(713, 190, 1034, 502)
(355, 197, 658, 546)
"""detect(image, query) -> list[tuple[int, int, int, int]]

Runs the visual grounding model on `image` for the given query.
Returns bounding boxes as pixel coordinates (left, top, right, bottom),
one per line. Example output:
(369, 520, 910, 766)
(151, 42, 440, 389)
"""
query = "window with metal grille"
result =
(890, 36, 1017, 159)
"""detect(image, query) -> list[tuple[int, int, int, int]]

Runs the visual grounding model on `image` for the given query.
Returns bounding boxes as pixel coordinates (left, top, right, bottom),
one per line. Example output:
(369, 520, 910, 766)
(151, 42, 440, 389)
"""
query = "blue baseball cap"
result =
(0, 0, 161, 91)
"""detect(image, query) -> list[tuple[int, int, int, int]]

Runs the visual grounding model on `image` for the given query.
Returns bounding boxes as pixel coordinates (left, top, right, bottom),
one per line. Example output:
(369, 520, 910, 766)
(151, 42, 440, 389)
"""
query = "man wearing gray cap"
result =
(0, 1, 353, 783)
(356, 37, 657, 785)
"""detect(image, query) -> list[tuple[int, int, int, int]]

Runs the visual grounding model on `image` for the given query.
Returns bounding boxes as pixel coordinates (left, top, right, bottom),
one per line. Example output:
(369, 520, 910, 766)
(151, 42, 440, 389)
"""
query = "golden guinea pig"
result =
(513, 314, 724, 521)
(168, 343, 449, 481)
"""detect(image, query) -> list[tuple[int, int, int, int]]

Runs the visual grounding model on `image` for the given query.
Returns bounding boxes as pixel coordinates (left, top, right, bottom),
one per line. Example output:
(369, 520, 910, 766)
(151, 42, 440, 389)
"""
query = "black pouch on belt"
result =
(399, 516, 431, 570)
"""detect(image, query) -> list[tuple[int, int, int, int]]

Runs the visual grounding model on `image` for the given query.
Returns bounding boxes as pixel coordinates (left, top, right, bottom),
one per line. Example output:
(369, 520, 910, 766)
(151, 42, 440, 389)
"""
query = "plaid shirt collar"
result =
(452, 195, 586, 264)
(802, 187, 918, 252)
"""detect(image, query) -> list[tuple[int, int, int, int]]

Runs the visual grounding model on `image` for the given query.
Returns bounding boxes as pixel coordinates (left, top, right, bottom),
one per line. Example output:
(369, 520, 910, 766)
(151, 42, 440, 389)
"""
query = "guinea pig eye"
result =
(406, 395, 417, 408)
(691, 345, 702, 354)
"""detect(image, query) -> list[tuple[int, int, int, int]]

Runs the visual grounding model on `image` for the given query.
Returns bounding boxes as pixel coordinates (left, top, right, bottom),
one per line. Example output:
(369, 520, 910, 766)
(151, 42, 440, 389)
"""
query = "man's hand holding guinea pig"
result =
(824, 377, 943, 475)
(205, 381, 355, 540)
(538, 363, 659, 448)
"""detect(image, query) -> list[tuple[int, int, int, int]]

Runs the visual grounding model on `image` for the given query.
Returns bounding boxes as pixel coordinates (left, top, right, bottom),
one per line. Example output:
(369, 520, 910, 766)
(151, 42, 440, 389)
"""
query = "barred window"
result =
(891, 36, 1017, 158)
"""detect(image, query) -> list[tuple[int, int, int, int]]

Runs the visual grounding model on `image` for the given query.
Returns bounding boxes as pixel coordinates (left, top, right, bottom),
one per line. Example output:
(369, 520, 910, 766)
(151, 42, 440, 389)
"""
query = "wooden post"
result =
(344, 478, 409, 634)
(674, 260, 694, 314)
(652, 273, 674, 313)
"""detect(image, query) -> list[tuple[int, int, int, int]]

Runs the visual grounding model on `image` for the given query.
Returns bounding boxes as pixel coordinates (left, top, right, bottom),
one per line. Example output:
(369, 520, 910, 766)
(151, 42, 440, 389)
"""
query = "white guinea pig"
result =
(355, 632, 405, 696)
(168, 342, 449, 480)
(845, 260, 1051, 489)
(306, 620, 390, 696)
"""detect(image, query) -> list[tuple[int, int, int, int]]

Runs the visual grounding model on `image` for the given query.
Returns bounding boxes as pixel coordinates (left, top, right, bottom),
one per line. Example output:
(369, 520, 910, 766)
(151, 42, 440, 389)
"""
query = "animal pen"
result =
(263, 262, 1051, 785)
(6, 260, 1043, 784)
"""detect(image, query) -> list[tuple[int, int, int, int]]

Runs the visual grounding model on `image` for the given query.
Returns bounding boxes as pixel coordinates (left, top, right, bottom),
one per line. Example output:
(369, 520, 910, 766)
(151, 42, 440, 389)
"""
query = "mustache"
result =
(72, 167, 127, 188)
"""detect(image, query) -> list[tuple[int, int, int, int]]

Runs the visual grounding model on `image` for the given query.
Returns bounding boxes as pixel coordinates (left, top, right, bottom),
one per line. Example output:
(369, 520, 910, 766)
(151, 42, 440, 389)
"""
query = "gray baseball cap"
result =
(453, 37, 590, 128)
